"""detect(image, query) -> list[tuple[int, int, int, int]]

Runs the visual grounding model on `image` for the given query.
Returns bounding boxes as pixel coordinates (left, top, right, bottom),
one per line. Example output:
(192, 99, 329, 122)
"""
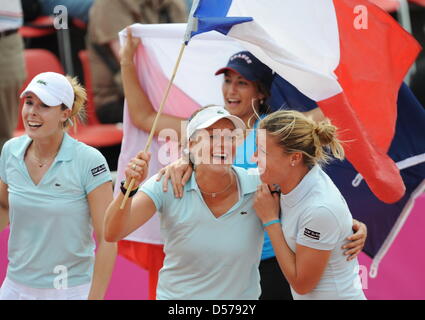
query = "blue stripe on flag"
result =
(185, 0, 253, 43)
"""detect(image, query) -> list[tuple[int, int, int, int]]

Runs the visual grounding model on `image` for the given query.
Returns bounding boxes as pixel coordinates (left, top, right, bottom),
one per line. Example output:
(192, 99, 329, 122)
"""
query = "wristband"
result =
(120, 180, 139, 198)
(263, 219, 281, 228)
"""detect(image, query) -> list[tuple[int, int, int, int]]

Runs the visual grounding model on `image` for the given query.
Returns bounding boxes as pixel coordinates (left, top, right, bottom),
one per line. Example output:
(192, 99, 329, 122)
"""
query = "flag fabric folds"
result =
(117, 18, 424, 277)
(184, 0, 421, 204)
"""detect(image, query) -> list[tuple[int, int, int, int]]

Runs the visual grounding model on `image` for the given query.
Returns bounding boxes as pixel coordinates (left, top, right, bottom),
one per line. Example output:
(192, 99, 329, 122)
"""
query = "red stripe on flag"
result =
(333, 0, 421, 152)
(319, 0, 421, 203)
(318, 94, 405, 203)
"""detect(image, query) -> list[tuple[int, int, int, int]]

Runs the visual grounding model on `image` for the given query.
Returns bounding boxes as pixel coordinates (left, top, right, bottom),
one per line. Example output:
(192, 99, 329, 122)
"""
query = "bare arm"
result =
(120, 28, 184, 138)
(104, 151, 157, 242)
(86, 181, 117, 300)
(0, 180, 9, 232)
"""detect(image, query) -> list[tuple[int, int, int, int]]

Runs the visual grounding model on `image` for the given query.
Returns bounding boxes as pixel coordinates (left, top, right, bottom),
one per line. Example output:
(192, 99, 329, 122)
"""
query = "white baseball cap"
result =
(186, 106, 246, 140)
(20, 72, 75, 110)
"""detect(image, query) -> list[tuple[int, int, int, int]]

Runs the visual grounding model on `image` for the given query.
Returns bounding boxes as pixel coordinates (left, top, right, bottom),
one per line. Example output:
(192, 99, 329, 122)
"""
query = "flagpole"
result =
(120, 42, 187, 209)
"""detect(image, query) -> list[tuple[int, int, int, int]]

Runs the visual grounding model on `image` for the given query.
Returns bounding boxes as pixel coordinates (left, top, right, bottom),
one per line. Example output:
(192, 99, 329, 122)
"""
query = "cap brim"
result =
(214, 66, 257, 82)
(196, 114, 246, 132)
(20, 85, 63, 107)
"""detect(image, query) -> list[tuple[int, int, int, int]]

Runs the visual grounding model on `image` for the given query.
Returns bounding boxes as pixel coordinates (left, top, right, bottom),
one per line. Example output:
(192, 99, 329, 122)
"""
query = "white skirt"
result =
(0, 278, 91, 300)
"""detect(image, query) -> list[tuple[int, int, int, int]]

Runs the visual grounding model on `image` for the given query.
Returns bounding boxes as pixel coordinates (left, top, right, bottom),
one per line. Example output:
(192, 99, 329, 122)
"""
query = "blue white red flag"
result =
(184, 0, 421, 204)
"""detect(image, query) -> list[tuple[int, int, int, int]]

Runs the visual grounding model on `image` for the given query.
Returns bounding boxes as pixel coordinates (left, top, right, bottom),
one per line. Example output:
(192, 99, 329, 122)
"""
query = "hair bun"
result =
(313, 120, 337, 147)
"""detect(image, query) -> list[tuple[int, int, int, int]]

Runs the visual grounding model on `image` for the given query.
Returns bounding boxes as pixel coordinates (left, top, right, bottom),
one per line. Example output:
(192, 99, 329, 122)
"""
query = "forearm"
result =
(104, 192, 134, 242)
(121, 61, 157, 132)
(88, 240, 117, 300)
(265, 224, 300, 290)
(0, 206, 9, 233)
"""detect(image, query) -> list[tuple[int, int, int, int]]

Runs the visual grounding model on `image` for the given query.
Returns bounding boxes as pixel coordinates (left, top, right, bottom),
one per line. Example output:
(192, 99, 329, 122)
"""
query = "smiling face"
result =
(22, 93, 70, 140)
(189, 118, 239, 169)
(222, 70, 265, 125)
(253, 132, 298, 186)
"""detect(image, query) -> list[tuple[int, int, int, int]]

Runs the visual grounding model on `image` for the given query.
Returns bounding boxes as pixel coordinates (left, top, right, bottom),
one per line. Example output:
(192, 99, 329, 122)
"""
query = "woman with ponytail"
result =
(0, 72, 117, 299)
(253, 110, 366, 299)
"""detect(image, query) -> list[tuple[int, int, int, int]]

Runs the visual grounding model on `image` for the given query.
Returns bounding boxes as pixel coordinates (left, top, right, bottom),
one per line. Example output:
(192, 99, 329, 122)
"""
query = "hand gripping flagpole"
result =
(120, 42, 187, 209)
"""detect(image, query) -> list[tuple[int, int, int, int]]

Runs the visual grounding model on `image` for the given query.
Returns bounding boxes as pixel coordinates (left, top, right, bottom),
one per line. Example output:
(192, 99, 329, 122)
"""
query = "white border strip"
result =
(352, 153, 425, 187)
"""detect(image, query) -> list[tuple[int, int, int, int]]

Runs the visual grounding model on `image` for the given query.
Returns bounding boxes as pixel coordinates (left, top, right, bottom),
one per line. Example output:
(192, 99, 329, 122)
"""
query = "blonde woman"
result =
(253, 110, 366, 299)
(0, 72, 116, 300)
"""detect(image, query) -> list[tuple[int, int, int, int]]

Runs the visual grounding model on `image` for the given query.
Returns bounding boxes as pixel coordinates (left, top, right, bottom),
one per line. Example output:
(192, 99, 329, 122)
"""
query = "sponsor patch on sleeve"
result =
(91, 164, 107, 177)
(304, 228, 320, 240)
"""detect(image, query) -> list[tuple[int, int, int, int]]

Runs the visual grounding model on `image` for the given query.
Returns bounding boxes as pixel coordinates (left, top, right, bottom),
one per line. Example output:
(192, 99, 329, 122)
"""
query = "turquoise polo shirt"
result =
(141, 166, 264, 300)
(234, 119, 275, 261)
(0, 133, 111, 288)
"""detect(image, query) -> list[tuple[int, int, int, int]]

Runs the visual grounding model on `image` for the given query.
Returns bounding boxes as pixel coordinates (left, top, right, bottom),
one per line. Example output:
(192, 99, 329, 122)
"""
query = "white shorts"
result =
(0, 278, 91, 300)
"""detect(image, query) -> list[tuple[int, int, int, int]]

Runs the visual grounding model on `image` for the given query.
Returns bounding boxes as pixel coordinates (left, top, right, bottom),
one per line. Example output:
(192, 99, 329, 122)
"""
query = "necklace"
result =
(31, 152, 57, 168)
(198, 171, 235, 198)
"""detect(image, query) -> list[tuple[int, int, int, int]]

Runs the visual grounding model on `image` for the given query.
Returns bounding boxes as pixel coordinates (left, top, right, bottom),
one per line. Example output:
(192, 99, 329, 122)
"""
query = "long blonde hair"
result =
(259, 110, 345, 167)
(62, 76, 87, 129)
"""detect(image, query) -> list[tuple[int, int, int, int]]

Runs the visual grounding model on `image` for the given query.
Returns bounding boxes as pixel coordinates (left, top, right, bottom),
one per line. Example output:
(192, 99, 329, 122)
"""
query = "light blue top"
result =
(0, 133, 111, 288)
(280, 165, 366, 300)
(141, 166, 264, 300)
(234, 119, 275, 261)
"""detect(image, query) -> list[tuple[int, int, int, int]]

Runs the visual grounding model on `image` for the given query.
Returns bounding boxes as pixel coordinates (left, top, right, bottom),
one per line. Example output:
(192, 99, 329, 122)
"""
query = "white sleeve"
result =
(296, 206, 340, 250)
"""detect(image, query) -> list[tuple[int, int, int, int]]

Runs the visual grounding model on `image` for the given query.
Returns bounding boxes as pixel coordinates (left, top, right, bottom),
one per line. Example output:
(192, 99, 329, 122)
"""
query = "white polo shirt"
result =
(280, 165, 366, 300)
(141, 166, 264, 300)
(0, 133, 111, 288)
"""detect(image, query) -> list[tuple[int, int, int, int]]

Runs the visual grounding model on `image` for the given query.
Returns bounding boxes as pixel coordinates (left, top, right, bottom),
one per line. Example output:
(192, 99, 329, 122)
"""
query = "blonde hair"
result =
(62, 76, 87, 129)
(259, 110, 345, 167)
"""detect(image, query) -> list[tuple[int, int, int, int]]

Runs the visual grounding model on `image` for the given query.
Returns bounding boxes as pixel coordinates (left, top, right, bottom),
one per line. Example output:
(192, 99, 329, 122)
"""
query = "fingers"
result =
(126, 27, 132, 41)
(181, 169, 192, 190)
(342, 238, 365, 261)
(342, 238, 364, 250)
(161, 168, 171, 192)
(125, 152, 151, 185)
(170, 168, 180, 198)
(156, 168, 166, 181)
(344, 248, 361, 261)
(347, 232, 363, 242)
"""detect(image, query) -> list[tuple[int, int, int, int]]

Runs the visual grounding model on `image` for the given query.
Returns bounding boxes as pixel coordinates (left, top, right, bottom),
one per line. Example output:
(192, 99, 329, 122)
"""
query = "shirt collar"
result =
(11, 132, 74, 162)
(187, 165, 258, 196)
(280, 165, 320, 207)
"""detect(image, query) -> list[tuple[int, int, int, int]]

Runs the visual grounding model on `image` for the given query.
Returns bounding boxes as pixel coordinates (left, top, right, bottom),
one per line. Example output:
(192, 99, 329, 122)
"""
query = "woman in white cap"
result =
(253, 110, 366, 299)
(105, 106, 266, 299)
(119, 28, 367, 300)
(0, 72, 117, 300)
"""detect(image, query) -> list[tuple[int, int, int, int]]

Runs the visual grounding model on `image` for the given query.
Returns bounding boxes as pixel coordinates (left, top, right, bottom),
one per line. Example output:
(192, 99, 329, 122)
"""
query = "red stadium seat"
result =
(68, 50, 123, 147)
(18, 16, 56, 38)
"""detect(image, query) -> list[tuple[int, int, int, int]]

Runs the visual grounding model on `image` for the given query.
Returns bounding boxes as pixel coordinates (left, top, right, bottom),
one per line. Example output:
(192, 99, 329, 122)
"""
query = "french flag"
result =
(183, 0, 421, 204)
(115, 0, 423, 294)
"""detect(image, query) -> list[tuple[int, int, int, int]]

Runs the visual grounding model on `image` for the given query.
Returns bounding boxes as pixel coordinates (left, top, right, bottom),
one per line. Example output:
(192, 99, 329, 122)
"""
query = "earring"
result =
(291, 162, 295, 167)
